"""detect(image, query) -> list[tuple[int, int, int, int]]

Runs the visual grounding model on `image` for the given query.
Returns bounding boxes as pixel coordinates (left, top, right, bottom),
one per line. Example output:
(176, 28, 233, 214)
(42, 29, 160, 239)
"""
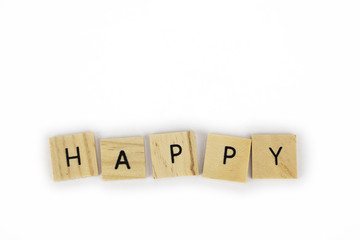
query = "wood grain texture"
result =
(49, 132, 99, 181)
(202, 134, 251, 182)
(100, 137, 146, 180)
(252, 135, 297, 179)
(149, 131, 199, 178)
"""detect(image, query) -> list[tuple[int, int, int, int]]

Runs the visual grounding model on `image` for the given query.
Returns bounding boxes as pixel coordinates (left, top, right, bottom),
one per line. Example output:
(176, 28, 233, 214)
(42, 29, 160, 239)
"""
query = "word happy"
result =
(49, 131, 297, 182)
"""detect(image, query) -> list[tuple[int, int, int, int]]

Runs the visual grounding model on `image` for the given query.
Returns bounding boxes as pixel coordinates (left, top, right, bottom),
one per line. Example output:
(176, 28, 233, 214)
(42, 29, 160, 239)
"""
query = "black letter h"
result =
(65, 147, 81, 167)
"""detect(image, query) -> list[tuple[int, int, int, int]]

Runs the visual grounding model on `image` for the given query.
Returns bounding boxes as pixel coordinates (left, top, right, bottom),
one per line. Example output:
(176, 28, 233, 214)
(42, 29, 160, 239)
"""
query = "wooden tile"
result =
(149, 131, 199, 178)
(202, 134, 251, 182)
(49, 132, 99, 181)
(100, 137, 146, 180)
(252, 135, 297, 179)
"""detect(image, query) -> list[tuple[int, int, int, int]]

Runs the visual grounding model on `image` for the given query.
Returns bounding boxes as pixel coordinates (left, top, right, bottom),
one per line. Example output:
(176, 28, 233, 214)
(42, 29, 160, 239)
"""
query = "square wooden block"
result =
(49, 132, 99, 181)
(149, 131, 199, 178)
(252, 135, 297, 179)
(202, 134, 251, 182)
(100, 137, 146, 180)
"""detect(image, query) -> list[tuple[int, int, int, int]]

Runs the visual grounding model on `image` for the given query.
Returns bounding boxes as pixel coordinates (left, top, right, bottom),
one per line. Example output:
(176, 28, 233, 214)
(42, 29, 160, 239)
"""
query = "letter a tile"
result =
(252, 135, 297, 179)
(49, 132, 99, 181)
(202, 134, 251, 182)
(149, 131, 199, 178)
(100, 137, 146, 180)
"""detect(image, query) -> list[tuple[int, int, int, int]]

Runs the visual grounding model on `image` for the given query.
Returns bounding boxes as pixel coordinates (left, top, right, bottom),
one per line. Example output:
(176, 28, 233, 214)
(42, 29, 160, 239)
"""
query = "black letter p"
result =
(170, 144, 182, 163)
(223, 146, 236, 164)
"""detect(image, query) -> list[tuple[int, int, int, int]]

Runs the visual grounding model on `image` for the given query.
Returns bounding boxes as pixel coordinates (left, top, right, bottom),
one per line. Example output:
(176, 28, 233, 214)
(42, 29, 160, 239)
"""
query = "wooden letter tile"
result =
(100, 137, 146, 180)
(252, 135, 297, 179)
(202, 134, 251, 182)
(149, 131, 199, 178)
(49, 132, 99, 181)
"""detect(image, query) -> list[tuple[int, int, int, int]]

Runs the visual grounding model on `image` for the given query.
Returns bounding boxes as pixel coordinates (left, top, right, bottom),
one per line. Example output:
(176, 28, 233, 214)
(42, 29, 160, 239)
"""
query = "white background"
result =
(0, 0, 359, 239)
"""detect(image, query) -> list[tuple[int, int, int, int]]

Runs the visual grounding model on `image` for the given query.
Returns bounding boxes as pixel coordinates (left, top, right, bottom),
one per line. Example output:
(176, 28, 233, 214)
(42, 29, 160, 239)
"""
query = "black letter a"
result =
(115, 150, 131, 169)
